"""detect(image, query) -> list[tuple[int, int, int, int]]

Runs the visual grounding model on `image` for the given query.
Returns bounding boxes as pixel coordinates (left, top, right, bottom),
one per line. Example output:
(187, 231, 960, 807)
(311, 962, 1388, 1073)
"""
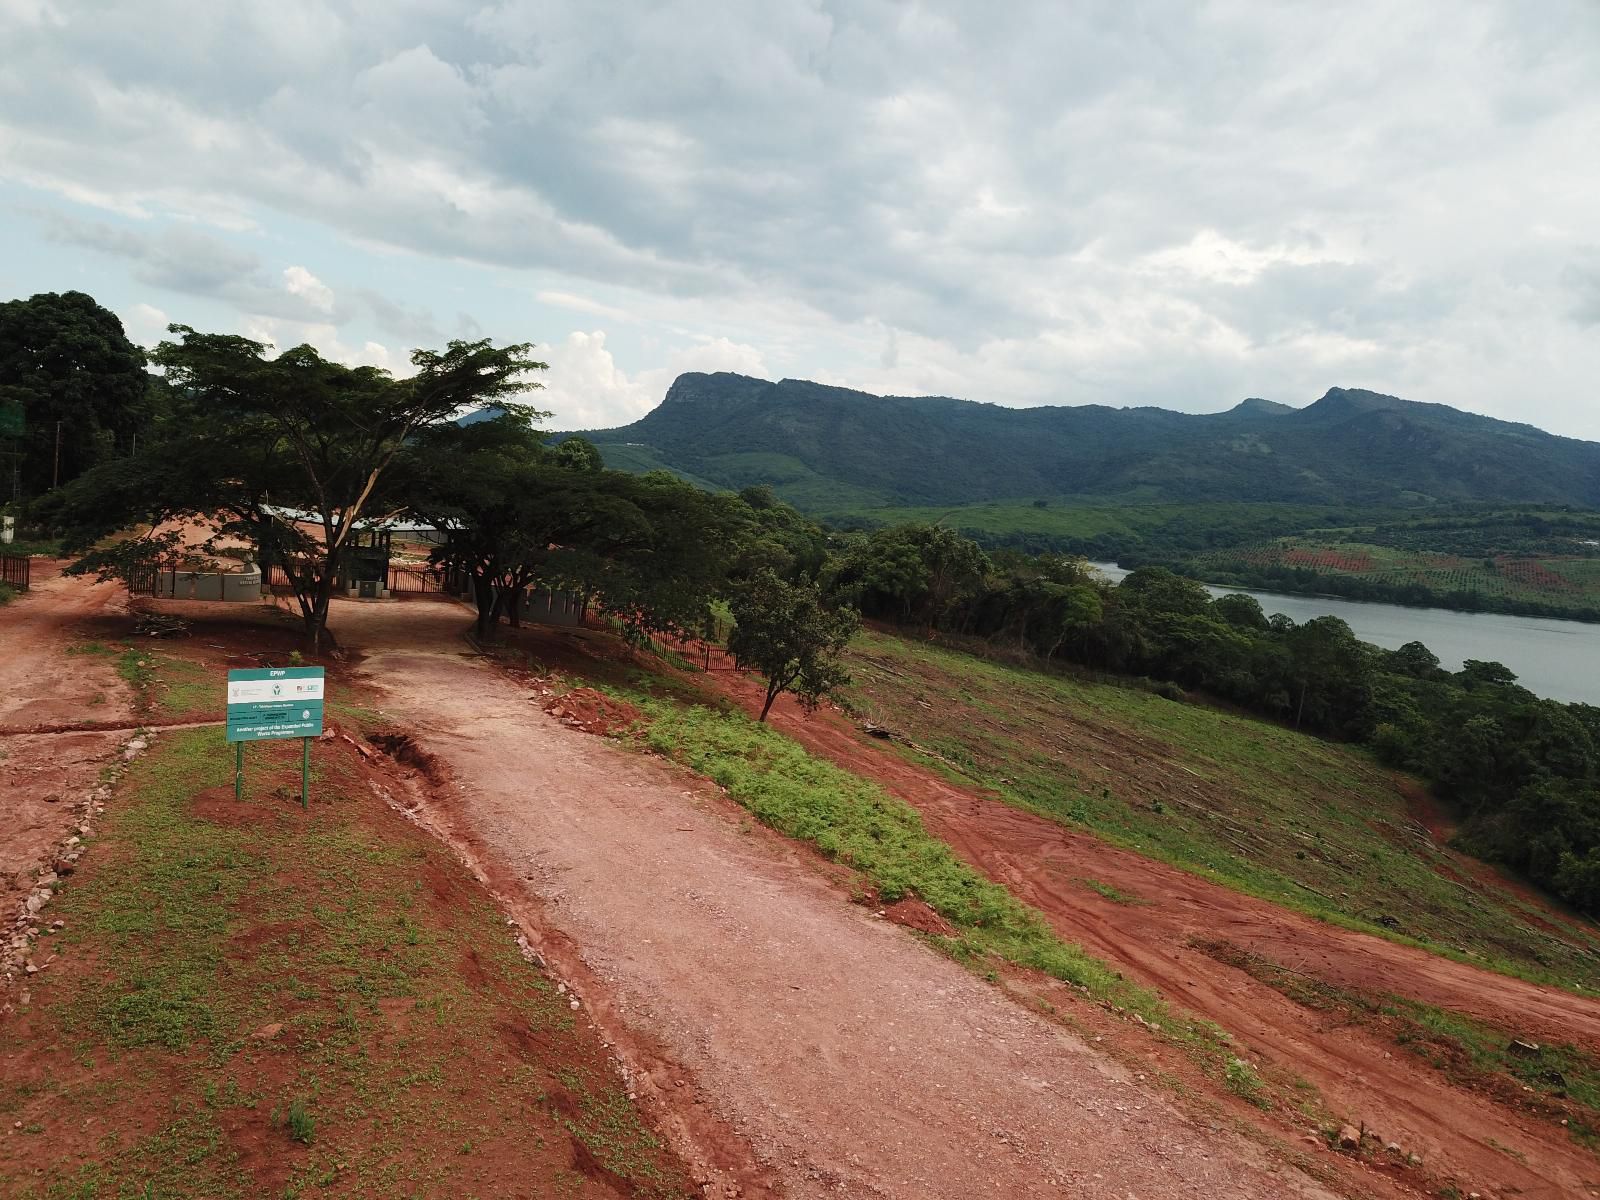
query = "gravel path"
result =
(342, 600, 1342, 1200)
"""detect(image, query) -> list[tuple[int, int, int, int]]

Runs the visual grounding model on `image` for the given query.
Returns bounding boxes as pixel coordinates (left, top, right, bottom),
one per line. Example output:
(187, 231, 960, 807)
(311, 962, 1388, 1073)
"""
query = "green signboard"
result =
(0, 400, 22, 437)
(226, 667, 325, 742)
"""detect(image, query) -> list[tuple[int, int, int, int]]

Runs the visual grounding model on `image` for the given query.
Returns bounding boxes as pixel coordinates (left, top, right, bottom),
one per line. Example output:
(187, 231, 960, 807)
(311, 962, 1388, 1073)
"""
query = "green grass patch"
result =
(0, 581, 16, 606)
(1, 536, 64, 557)
(1224, 1057, 1271, 1109)
(1079, 878, 1147, 905)
(285, 1098, 316, 1145)
(65, 639, 217, 716)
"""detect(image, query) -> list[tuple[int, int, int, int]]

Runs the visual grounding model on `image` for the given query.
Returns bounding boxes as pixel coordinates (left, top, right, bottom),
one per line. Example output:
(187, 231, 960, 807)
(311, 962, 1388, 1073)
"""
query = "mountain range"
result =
(566, 374, 1600, 513)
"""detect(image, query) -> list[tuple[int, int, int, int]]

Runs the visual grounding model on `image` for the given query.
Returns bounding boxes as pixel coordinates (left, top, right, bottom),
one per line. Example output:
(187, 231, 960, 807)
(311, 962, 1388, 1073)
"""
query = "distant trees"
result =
(0, 291, 151, 497)
(833, 524, 990, 630)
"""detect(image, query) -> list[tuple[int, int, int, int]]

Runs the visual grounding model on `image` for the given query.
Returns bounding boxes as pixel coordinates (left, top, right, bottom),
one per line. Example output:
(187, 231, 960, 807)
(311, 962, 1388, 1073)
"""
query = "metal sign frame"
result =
(226, 666, 325, 807)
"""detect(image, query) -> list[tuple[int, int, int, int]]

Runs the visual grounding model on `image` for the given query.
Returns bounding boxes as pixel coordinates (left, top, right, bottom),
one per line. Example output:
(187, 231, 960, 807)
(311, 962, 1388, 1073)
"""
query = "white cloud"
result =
(120, 301, 169, 348)
(536, 331, 772, 430)
(536, 290, 631, 322)
(282, 265, 334, 314)
(3, 0, 1600, 437)
(537, 330, 649, 428)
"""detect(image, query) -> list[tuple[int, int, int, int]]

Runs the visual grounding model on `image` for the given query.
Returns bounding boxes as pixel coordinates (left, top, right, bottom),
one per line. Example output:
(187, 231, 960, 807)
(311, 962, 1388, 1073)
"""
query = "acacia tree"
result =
(42, 328, 546, 652)
(728, 568, 860, 721)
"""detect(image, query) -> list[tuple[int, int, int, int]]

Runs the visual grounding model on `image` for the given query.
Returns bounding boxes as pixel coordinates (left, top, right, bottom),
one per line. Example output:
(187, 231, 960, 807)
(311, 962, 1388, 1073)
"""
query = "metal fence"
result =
(126, 559, 162, 596)
(0, 554, 29, 591)
(263, 563, 448, 596)
(387, 564, 444, 594)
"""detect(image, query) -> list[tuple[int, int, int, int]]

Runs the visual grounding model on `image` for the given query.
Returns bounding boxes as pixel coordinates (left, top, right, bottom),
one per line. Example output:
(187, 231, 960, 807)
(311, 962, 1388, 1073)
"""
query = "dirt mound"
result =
(542, 688, 642, 737)
(880, 896, 955, 936)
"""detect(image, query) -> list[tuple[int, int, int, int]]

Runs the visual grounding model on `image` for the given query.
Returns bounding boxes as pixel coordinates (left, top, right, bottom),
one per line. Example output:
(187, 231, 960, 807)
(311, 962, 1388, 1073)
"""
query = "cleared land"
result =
(834, 632, 1600, 990)
(1194, 537, 1600, 616)
(650, 628, 1600, 1199)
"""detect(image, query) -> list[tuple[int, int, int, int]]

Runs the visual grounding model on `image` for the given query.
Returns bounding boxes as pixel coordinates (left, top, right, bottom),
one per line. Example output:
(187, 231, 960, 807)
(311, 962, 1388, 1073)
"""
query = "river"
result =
(1089, 563, 1600, 705)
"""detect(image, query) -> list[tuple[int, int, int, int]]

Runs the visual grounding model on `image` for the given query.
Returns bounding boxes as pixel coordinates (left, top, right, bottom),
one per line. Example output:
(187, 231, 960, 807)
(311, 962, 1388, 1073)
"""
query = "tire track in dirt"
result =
(699, 660, 1600, 1200)
(338, 600, 1349, 1200)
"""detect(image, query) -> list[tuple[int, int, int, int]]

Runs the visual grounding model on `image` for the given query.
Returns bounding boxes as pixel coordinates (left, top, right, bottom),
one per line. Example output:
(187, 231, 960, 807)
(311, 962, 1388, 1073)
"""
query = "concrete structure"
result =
(149, 565, 262, 602)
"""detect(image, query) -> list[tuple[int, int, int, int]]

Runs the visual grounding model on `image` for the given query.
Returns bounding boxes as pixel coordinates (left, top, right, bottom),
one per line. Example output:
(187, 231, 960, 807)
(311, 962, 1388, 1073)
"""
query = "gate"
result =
(387, 564, 443, 594)
(2, 554, 32, 591)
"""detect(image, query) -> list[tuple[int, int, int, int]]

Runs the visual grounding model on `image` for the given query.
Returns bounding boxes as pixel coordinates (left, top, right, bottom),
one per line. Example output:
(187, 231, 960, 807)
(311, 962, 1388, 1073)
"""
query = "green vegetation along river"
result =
(1092, 563, 1600, 705)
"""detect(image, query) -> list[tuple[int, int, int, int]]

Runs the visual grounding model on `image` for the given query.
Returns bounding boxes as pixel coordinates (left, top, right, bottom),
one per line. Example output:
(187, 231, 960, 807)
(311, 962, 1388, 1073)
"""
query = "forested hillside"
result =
(575, 373, 1600, 512)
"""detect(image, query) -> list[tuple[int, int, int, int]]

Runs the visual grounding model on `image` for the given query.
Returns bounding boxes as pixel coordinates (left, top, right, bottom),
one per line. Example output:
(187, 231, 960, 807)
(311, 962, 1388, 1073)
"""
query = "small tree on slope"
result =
(728, 569, 860, 722)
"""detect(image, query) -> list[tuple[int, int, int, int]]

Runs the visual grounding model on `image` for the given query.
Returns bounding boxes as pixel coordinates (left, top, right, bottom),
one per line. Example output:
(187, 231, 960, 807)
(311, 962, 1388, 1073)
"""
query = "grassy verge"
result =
(576, 677, 1232, 1057)
(0, 726, 692, 1198)
(66, 640, 217, 717)
(1199, 939, 1600, 1149)
(0, 581, 15, 606)
(839, 631, 1600, 993)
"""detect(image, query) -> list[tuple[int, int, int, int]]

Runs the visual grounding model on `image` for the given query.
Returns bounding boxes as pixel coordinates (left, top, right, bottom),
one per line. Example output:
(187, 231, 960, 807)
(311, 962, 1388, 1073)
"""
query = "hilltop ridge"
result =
(571, 374, 1600, 511)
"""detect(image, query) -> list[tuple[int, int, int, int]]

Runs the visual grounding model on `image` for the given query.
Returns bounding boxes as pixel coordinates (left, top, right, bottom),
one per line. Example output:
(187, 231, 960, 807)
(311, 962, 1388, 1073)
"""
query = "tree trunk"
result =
(506, 584, 526, 628)
(310, 570, 339, 655)
(759, 683, 780, 722)
(472, 574, 497, 640)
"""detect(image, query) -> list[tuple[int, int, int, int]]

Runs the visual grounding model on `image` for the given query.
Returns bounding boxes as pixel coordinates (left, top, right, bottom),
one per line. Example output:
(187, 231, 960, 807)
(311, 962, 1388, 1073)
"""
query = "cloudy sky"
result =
(3, 1, 1598, 437)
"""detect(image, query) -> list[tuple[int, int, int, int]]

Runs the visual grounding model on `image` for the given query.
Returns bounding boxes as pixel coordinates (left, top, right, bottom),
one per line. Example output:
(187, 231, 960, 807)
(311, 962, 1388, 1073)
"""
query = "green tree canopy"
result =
(0, 290, 150, 498)
(42, 328, 547, 652)
(728, 568, 861, 721)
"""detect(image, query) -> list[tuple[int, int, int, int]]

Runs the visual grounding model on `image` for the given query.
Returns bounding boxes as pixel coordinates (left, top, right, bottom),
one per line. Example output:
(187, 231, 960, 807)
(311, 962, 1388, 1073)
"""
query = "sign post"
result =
(225, 667, 326, 808)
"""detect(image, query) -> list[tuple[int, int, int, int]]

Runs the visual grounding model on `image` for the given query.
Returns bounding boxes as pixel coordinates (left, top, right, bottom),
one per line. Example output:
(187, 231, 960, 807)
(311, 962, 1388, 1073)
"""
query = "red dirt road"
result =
(0, 566, 131, 926)
(702, 661, 1600, 1200)
(340, 600, 1346, 1200)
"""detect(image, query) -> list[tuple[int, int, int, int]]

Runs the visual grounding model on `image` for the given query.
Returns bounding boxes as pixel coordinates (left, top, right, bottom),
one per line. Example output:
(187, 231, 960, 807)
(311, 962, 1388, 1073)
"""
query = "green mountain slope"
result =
(573, 374, 1600, 512)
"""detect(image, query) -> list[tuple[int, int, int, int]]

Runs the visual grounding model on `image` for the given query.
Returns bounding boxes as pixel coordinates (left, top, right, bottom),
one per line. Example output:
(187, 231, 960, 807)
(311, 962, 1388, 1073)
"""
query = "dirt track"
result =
(0, 565, 130, 922)
(699, 655, 1600, 1200)
(338, 599, 1349, 1200)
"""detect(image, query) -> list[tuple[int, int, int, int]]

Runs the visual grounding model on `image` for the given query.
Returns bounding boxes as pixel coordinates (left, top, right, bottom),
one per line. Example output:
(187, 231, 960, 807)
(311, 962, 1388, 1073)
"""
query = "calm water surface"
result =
(1089, 563, 1600, 705)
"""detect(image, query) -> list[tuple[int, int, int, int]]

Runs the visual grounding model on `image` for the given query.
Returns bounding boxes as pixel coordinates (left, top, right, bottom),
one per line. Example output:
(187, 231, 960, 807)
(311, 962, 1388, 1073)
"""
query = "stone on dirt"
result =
(1337, 1124, 1361, 1150)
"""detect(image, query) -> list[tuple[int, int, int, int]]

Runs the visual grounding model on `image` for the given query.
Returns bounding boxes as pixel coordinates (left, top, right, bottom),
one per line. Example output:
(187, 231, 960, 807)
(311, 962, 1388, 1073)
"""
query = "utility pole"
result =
(52, 420, 62, 489)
